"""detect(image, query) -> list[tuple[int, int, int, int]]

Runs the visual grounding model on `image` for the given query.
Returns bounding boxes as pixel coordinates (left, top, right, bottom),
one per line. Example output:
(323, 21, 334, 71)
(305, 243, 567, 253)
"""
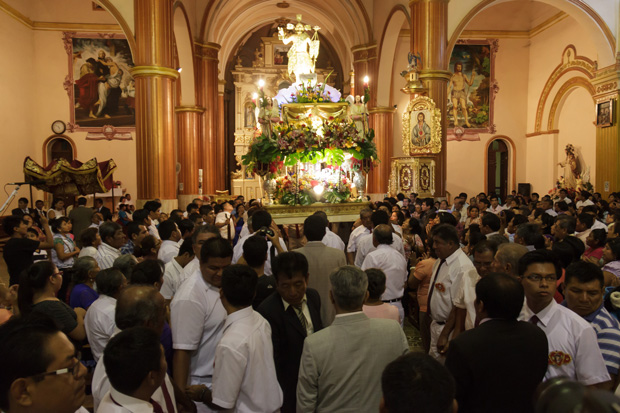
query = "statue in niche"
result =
(558, 144, 581, 189)
(346, 95, 368, 138)
(258, 98, 280, 136)
(244, 102, 255, 128)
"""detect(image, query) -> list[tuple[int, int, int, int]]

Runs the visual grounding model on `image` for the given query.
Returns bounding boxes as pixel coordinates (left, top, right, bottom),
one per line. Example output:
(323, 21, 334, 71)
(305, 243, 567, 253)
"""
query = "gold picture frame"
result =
(402, 96, 442, 155)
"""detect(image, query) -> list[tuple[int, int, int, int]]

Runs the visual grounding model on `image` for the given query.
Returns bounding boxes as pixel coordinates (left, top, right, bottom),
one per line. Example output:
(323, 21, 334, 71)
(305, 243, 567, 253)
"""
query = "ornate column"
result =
(217, 79, 227, 192)
(592, 62, 620, 193)
(410, 0, 450, 196)
(196, 42, 222, 195)
(368, 107, 396, 194)
(176, 106, 205, 207)
(132, 0, 179, 211)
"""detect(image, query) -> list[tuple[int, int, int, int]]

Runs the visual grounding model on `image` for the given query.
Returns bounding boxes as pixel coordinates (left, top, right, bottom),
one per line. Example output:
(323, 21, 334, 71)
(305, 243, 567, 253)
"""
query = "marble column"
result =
(196, 42, 221, 195)
(217, 79, 227, 192)
(176, 106, 205, 207)
(132, 0, 179, 211)
(368, 107, 396, 194)
(410, 0, 450, 196)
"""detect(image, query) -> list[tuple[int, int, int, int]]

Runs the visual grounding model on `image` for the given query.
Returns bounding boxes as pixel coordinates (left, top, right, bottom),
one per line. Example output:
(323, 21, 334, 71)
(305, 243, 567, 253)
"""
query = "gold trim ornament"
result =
(402, 96, 442, 155)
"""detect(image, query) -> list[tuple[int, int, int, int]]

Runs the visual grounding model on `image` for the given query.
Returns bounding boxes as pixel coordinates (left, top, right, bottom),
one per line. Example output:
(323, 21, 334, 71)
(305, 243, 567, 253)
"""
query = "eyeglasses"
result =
(525, 275, 557, 283)
(28, 353, 82, 380)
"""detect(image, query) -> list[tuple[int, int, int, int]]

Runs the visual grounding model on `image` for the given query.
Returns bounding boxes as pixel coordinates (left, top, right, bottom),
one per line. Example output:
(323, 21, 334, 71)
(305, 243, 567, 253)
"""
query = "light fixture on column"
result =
(400, 51, 427, 96)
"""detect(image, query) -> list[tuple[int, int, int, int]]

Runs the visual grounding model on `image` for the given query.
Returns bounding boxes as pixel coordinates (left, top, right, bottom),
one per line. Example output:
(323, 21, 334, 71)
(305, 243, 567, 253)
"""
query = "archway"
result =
(43, 136, 76, 166)
(376, 6, 410, 107)
(486, 139, 509, 199)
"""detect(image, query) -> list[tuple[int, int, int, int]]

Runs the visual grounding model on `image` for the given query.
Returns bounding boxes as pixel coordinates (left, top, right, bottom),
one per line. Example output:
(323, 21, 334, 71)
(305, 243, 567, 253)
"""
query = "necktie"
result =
(292, 303, 308, 334)
(529, 315, 541, 326)
(426, 259, 447, 319)
(151, 398, 164, 413)
(160, 380, 175, 413)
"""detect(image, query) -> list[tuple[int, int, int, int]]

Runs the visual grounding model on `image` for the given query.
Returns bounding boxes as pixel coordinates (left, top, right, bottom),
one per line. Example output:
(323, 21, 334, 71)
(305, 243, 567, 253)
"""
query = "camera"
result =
(257, 226, 274, 237)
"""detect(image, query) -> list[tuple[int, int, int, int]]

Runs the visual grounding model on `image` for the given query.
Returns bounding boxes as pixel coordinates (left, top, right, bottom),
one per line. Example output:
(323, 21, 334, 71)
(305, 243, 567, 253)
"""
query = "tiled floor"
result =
(404, 318, 424, 352)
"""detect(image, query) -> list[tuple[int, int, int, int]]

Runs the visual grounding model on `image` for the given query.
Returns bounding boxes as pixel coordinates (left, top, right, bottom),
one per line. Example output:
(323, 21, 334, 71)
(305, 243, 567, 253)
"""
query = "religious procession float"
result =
(241, 15, 377, 209)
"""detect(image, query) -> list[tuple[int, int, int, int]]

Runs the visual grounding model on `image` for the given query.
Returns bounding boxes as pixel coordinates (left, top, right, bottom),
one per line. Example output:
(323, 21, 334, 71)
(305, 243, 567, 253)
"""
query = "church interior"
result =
(0, 0, 617, 209)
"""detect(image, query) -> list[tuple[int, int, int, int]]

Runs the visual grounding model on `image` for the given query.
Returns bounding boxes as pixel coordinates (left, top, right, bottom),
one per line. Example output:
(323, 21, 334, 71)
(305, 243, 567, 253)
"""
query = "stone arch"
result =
(42, 135, 77, 166)
(173, 2, 197, 106)
(376, 5, 410, 107)
(484, 135, 516, 194)
(547, 77, 596, 131)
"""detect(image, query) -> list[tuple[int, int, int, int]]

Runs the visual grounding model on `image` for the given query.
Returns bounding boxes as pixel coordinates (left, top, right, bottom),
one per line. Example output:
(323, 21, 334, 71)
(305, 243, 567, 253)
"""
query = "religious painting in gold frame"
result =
(402, 96, 442, 156)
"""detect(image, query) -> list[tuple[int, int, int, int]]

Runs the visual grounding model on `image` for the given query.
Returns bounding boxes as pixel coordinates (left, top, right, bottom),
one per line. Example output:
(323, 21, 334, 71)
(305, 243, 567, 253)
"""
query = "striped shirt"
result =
(97, 242, 121, 270)
(585, 304, 620, 375)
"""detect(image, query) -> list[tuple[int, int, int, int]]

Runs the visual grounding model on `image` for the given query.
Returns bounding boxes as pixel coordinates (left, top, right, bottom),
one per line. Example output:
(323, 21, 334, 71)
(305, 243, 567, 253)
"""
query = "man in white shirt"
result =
(180, 225, 220, 283)
(361, 224, 408, 324)
(486, 195, 504, 215)
(427, 224, 476, 362)
(161, 239, 195, 304)
(97, 222, 126, 270)
(576, 190, 595, 210)
(144, 201, 163, 239)
(157, 220, 181, 263)
(314, 210, 345, 251)
(186, 265, 283, 412)
(233, 210, 287, 276)
(480, 213, 501, 238)
(555, 188, 572, 204)
(576, 212, 595, 246)
(171, 237, 231, 413)
(355, 210, 405, 267)
(84, 268, 127, 362)
(346, 208, 373, 265)
(215, 202, 235, 241)
(98, 327, 168, 413)
(518, 249, 610, 386)
(91, 285, 184, 413)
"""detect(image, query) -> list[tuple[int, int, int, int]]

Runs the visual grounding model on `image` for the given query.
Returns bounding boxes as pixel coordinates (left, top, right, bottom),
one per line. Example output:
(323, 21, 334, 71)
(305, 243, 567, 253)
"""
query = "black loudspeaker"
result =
(518, 183, 531, 197)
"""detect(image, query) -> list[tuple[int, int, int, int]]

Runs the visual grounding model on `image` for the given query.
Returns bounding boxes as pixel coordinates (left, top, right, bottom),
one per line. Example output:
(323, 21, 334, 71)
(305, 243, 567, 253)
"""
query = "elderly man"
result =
(97, 222, 126, 269)
(518, 250, 610, 386)
(355, 210, 405, 267)
(361, 224, 408, 325)
(0, 314, 89, 413)
(297, 265, 408, 412)
(346, 208, 373, 265)
(491, 242, 529, 278)
(564, 261, 620, 390)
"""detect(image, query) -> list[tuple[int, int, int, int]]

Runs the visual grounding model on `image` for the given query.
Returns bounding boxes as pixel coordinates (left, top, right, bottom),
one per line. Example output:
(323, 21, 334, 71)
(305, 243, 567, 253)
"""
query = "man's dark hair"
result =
(473, 239, 498, 256)
(475, 273, 524, 319)
(0, 313, 61, 410)
(422, 198, 434, 208)
(96, 268, 126, 297)
(100, 221, 122, 244)
(186, 202, 198, 213)
(103, 327, 162, 395)
(130, 260, 164, 286)
(381, 352, 455, 413)
(272, 251, 309, 282)
(77, 197, 87, 206)
(304, 215, 327, 241)
(374, 224, 393, 245)
(115, 286, 162, 330)
(94, 198, 103, 206)
(371, 209, 390, 226)
(242, 235, 268, 268)
(18, 197, 28, 204)
(192, 224, 219, 244)
(516, 223, 543, 246)
(565, 261, 604, 289)
(580, 190, 592, 199)
(479, 198, 491, 208)
(199, 205, 213, 216)
(312, 210, 329, 226)
(188, 213, 202, 224)
(512, 214, 528, 227)
(200, 237, 233, 263)
(79, 227, 99, 247)
(168, 209, 183, 223)
(518, 249, 562, 279)
(113, 255, 138, 280)
(126, 222, 144, 241)
(157, 220, 177, 241)
(590, 229, 607, 247)
(221, 264, 258, 307)
(577, 213, 595, 230)
(143, 200, 161, 213)
(552, 237, 585, 268)
(606, 238, 620, 262)
(3, 215, 25, 236)
(481, 213, 501, 232)
(178, 238, 194, 257)
(437, 211, 458, 226)
(431, 224, 460, 245)
(178, 219, 195, 238)
(490, 195, 498, 201)
(556, 201, 569, 212)
(365, 268, 387, 300)
(250, 210, 272, 232)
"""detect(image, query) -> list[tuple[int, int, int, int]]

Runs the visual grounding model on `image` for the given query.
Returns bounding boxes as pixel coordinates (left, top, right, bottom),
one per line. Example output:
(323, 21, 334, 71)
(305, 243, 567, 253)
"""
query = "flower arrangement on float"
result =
(547, 167, 594, 200)
(274, 170, 353, 206)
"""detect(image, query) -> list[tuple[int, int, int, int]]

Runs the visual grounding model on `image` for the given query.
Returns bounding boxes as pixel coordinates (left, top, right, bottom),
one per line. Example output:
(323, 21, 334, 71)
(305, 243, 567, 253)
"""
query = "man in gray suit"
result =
(297, 265, 409, 413)
(296, 215, 347, 326)
(69, 197, 94, 245)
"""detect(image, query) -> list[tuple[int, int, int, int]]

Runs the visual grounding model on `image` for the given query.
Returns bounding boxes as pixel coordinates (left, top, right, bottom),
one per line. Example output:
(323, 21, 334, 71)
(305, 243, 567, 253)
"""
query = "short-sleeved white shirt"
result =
(148, 223, 161, 239)
(97, 243, 121, 270)
(211, 307, 283, 412)
(161, 259, 189, 300)
(520, 300, 610, 385)
(158, 240, 180, 264)
(428, 248, 475, 323)
(322, 228, 345, 251)
(452, 268, 481, 331)
(347, 225, 371, 253)
(232, 233, 287, 276)
(361, 244, 407, 300)
(215, 212, 235, 240)
(84, 295, 116, 362)
(355, 233, 405, 267)
(170, 269, 226, 386)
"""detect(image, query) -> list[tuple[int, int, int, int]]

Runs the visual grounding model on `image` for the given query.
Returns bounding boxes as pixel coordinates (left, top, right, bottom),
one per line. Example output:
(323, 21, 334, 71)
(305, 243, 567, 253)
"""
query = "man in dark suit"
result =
(11, 197, 31, 217)
(445, 273, 548, 413)
(94, 198, 112, 221)
(69, 196, 94, 244)
(257, 251, 323, 413)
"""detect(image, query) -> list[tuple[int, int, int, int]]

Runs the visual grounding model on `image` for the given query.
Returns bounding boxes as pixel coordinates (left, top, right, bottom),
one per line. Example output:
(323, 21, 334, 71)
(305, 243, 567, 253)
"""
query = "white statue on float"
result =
(258, 97, 280, 136)
(278, 14, 320, 84)
(346, 95, 368, 138)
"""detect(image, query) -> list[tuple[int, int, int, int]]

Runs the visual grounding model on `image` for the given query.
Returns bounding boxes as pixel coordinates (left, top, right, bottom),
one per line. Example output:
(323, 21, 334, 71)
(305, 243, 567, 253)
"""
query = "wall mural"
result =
(447, 39, 499, 141)
(63, 32, 135, 140)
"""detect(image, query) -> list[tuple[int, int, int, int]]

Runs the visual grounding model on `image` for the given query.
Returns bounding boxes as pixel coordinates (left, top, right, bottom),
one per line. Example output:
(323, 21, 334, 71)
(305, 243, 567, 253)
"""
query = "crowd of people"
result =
(2, 188, 620, 412)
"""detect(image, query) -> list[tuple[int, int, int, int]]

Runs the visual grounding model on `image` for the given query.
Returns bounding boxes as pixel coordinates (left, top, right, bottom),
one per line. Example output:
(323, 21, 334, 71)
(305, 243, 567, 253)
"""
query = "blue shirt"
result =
(120, 240, 135, 255)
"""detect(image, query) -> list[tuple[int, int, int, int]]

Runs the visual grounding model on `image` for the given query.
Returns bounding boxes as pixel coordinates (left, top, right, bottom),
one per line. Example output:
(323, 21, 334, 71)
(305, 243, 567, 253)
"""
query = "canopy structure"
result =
(23, 157, 117, 196)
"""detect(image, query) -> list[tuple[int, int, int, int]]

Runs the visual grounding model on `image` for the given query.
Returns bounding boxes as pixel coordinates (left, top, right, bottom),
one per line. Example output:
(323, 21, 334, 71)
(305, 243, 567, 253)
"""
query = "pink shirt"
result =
(363, 303, 400, 324)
